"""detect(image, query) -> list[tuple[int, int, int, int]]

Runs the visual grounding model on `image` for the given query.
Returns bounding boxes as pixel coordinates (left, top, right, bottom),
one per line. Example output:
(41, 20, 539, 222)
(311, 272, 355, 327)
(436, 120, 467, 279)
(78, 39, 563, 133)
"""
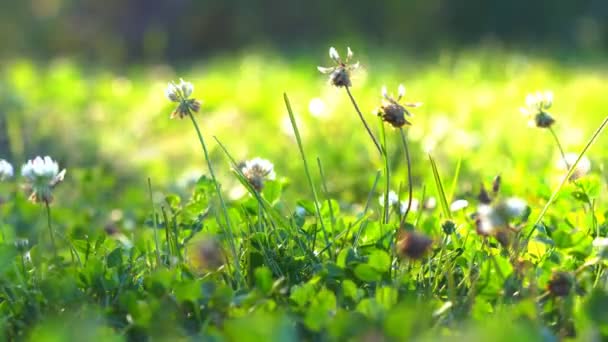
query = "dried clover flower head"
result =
(317, 46, 359, 87)
(376, 85, 422, 128)
(520, 91, 555, 128)
(547, 271, 572, 297)
(240, 157, 276, 191)
(165, 78, 202, 119)
(0, 159, 13, 181)
(190, 237, 224, 271)
(396, 230, 433, 260)
(21, 156, 66, 203)
(556, 152, 591, 181)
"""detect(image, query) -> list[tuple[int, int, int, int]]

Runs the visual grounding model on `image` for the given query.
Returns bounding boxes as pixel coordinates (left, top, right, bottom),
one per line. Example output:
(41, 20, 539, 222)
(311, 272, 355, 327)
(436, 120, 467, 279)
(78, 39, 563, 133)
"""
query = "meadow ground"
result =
(2, 48, 608, 340)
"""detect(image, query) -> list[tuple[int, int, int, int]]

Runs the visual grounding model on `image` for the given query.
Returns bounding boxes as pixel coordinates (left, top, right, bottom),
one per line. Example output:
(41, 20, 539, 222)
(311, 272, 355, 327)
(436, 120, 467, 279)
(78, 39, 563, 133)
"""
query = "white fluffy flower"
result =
(475, 197, 527, 236)
(523, 91, 553, 112)
(379, 190, 399, 207)
(0, 159, 13, 181)
(399, 198, 419, 214)
(165, 78, 194, 102)
(476, 204, 505, 235)
(556, 152, 591, 181)
(520, 91, 555, 128)
(21, 156, 66, 203)
(592, 237, 608, 249)
(449, 199, 469, 212)
(500, 197, 528, 218)
(240, 157, 276, 191)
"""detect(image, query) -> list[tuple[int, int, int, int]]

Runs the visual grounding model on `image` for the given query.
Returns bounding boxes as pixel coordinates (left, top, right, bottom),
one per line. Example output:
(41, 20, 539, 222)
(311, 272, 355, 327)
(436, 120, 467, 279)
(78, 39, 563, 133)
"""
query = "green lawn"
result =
(1, 49, 608, 340)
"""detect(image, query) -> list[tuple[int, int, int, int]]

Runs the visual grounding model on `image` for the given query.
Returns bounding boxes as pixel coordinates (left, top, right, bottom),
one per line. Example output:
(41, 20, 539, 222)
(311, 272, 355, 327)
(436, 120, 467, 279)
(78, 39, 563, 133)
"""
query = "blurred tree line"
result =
(1, 0, 607, 63)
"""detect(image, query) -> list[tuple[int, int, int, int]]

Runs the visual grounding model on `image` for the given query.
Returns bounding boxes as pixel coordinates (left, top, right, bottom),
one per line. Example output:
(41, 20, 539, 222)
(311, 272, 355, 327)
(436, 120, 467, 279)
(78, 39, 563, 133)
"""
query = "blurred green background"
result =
(2, 0, 608, 62)
(2, 0, 608, 207)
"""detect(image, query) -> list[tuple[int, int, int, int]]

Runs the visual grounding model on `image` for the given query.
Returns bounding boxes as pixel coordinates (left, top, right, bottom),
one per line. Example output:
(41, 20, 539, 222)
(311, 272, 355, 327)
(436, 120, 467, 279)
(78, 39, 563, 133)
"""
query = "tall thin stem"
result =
(379, 120, 390, 224)
(344, 86, 383, 156)
(188, 112, 242, 286)
(44, 200, 57, 259)
(548, 126, 568, 165)
(399, 128, 414, 226)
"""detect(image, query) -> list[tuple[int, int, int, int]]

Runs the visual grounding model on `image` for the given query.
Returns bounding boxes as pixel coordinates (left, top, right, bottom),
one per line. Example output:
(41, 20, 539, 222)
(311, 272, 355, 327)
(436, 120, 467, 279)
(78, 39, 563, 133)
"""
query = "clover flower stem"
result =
(187, 112, 242, 286)
(379, 118, 390, 224)
(548, 126, 568, 166)
(399, 128, 414, 226)
(344, 85, 383, 156)
(44, 200, 57, 259)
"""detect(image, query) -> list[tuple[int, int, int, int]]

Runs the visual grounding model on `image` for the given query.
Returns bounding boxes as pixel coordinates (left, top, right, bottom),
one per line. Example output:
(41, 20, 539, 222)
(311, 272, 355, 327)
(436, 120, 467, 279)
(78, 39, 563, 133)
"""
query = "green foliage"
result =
(2, 51, 608, 341)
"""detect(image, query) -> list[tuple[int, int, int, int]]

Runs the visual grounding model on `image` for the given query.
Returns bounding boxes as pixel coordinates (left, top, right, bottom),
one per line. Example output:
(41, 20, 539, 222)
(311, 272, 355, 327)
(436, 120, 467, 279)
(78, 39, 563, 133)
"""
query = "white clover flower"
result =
(592, 237, 608, 249)
(317, 46, 359, 87)
(240, 157, 276, 191)
(424, 197, 437, 210)
(399, 198, 419, 214)
(165, 78, 201, 119)
(475, 197, 527, 236)
(500, 197, 528, 218)
(449, 199, 469, 212)
(524, 91, 553, 112)
(379, 190, 399, 207)
(21, 156, 66, 203)
(475, 204, 505, 235)
(556, 152, 591, 181)
(0, 159, 13, 181)
(520, 91, 555, 128)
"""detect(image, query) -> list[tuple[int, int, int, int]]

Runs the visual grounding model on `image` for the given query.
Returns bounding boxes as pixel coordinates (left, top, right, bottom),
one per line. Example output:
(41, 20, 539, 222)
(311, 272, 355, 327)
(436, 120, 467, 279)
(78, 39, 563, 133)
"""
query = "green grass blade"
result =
(428, 154, 452, 220)
(283, 93, 331, 257)
(147, 178, 162, 269)
(447, 156, 462, 204)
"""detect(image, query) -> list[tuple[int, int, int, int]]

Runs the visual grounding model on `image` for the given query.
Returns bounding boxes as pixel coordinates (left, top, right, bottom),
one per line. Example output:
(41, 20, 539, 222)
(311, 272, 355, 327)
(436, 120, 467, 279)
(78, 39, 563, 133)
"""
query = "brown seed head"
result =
(378, 103, 409, 128)
(547, 271, 572, 297)
(396, 230, 433, 260)
(191, 238, 225, 270)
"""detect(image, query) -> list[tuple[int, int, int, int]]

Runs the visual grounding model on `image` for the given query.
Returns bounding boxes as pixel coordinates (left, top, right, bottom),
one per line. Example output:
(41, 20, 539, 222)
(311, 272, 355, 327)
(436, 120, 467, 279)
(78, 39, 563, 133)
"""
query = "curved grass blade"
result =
(428, 154, 452, 220)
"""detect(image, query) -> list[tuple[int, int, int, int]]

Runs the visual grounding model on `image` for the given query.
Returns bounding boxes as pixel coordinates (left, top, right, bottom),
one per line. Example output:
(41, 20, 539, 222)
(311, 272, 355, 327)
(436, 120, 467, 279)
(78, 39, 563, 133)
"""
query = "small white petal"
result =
(329, 47, 340, 61)
(317, 66, 335, 74)
(179, 78, 194, 98)
(346, 47, 354, 60)
(398, 84, 406, 98)
(381, 86, 388, 99)
(525, 93, 538, 108)
(543, 91, 553, 108)
(449, 199, 469, 212)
